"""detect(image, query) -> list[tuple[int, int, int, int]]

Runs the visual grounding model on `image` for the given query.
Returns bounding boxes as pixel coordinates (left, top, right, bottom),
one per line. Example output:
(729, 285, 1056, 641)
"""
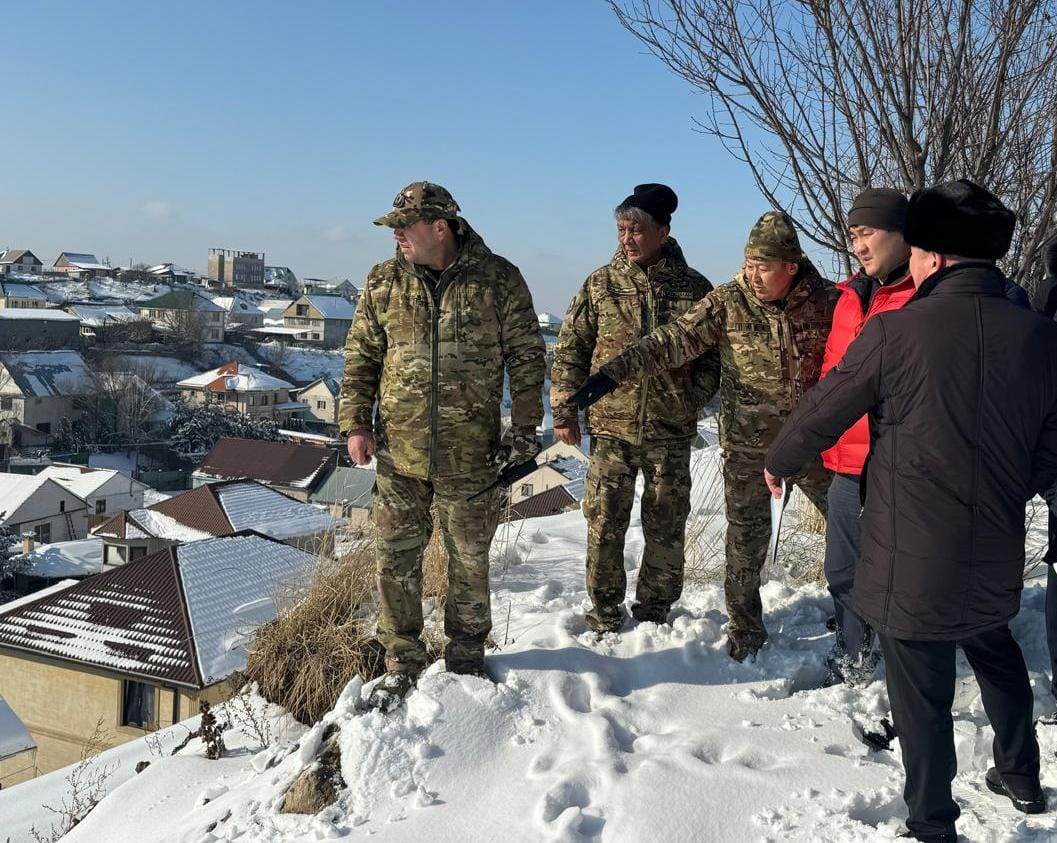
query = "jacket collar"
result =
(911, 261, 1006, 302)
(395, 220, 491, 279)
(610, 237, 689, 283)
(734, 257, 826, 312)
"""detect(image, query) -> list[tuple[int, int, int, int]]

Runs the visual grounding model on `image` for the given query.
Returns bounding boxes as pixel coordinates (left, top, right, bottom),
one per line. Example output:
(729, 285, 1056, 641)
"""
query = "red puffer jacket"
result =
(820, 268, 916, 475)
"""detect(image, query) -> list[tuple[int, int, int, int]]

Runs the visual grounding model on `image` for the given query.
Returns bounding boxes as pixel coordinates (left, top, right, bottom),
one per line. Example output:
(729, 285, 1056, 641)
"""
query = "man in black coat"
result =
(764, 180, 1057, 842)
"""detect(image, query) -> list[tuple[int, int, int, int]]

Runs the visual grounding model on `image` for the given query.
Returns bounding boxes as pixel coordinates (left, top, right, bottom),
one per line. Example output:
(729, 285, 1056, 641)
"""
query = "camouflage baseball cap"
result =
(744, 211, 803, 262)
(374, 181, 461, 228)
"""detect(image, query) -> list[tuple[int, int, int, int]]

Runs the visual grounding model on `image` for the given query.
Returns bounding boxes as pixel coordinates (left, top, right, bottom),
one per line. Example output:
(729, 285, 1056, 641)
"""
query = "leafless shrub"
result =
(222, 675, 274, 751)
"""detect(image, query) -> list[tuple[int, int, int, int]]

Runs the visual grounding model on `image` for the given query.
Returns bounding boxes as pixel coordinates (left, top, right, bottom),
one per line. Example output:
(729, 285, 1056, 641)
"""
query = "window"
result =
(130, 546, 147, 561)
(0, 398, 11, 410)
(296, 304, 308, 316)
(33, 523, 51, 544)
(520, 484, 533, 498)
(311, 333, 320, 340)
(95, 499, 106, 515)
(316, 400, 327, 410)
(122, 681, 156, 728)
(59, 500, 65, 513)
(261, 394, 269, 405)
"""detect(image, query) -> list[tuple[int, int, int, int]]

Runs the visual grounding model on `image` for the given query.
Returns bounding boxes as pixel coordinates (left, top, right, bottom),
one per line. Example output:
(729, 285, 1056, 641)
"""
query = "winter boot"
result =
(365, 670, 418, 712)
(585, 606, 627, 635)
(447, 658, 492, 680)
(727, 630, 767, 662)
(984, 767, 1046, 814)
(896, 829, 956, 842)
(630, 603, 670, 625)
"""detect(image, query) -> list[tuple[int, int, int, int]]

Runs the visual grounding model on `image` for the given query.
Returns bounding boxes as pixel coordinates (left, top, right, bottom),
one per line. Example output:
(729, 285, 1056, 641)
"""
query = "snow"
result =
(0, 694, 35, 759)
(0, 307, 79, 321)
(0, 350, 93, 396)
(88, 450, 138, 477)
(39, 465, 128, 500)
(65, 303, 139, 326)
(112, 354, 199, 383)
(0, 472, 50, 519)
(0, 282, 47, 300)
(303, 295, 356, 320)
(177, 535, 315, 684)
(3, 444, 1057, 842)
(19, 537, 103, 579)
(0, 579, 78, 613)
(142, 489, 173, 506)
(257, 342, 346, 384)
(178, 362, 295, 392)
(125, 508, 213, 542)
(40, 277, 171, 305)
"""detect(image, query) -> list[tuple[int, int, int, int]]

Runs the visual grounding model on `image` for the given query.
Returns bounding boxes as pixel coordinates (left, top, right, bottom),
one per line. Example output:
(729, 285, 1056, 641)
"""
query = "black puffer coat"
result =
(767, 262, 1057, 640)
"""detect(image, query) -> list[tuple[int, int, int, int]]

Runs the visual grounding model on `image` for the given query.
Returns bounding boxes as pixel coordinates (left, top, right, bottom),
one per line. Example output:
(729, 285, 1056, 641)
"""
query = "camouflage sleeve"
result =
(549, 279, 597, 427)
(498, 265, 546, 431)
(689, 278, 720, 405)
(338, 272, 386, 435)
(600, 289, 724, 384)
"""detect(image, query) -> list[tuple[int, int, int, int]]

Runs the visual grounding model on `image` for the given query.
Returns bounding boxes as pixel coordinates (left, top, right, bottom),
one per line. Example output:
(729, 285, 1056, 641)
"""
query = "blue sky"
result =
(1, 0, 769, 313)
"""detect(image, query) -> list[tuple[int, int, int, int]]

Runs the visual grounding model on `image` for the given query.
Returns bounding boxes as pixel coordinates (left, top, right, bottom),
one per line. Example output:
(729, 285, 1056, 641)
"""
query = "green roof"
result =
(139, 290, 224, 312)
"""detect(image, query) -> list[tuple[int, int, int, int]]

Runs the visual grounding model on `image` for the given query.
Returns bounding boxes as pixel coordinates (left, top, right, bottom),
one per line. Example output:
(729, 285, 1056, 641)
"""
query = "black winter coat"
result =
(766, 262, 1057, 640)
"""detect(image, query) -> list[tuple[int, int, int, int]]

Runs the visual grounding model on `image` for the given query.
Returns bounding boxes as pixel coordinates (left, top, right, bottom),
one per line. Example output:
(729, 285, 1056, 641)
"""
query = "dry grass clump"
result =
(247, 538, 385, 725)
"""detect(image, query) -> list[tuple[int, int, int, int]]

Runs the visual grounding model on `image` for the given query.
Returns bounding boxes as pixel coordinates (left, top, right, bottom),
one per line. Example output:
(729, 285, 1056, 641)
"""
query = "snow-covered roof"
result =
(39, 464, 146, 501)
(0, 474, 83, 524)
(301, 295, 356, 320)
(0, 308, 79, 321)
(538, 312, 563, 326)
(177, 361, 294, 393)
(209, 294, 259, 315)
(213, 482, 335, 540)
(139, 290, 224, 312)
(0, 249, 41, 266)
(56, 253, 110, 271)
(0, 534, 315, 688)
(147, 263, 197, 277)
(0, 695, 35, 760)
(0, 282, 47, 300)
(249, 326, 311, 337)
(17, 537, 103, 579)
(0, 350, 93, 397)
(64, 303, 139, 326)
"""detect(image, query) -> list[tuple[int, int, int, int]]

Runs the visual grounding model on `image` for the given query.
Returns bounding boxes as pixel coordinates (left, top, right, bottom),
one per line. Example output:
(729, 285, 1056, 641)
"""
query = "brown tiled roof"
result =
(196, 437, 337, 490)
(93, 511, 131, 538)
(0, 548, 202, 687)
(505, 486, 578, 521)
(151, 483, 231, 536)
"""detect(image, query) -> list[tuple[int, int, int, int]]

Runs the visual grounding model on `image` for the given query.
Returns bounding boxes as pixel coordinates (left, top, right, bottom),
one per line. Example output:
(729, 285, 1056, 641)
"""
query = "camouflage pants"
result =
(723, 450, 829, 639)
(372, 459, 501, 673)
(583, 435, 693, 626)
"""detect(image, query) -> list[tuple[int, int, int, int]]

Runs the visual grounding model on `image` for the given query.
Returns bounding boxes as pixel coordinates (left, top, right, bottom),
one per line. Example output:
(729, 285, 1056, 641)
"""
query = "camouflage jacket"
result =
(339, 223, 546, 480)
(550, 239, 720, 443)
(600, 260, 838, 455)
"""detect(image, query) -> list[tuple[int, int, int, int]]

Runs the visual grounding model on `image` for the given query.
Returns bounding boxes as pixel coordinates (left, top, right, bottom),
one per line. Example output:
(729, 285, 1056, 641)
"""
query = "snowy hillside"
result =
(4, 448, 1057, 842)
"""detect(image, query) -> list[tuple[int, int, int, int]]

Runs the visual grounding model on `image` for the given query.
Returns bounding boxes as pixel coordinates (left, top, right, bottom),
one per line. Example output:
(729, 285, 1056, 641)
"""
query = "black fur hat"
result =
(903, 179, 1015, 260)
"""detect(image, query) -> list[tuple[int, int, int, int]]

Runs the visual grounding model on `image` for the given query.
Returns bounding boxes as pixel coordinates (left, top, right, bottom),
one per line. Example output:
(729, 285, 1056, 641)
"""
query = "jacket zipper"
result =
(427, 274, 445, 477)
(963, 297, 986, 625)
(882, 424, 897, 629)
(636, 281, 655, 445)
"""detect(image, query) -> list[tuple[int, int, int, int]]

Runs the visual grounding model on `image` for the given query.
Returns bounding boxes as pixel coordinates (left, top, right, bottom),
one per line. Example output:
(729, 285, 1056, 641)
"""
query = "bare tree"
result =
(610, 0, 1057, 292)
(159, 307, 208, 360)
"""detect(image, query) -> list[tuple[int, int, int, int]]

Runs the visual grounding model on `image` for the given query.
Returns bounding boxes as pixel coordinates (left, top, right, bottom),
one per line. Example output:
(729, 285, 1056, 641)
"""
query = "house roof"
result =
(195, 437, 337, 490)
(551, 456, 589, 483)
(0, 350, 93, 397)
(300, 295, 355, 320)
(64, 303, 139, 326)
(0, 281, 47, 300)
(138, 290, 225, 312)
(177, 361, 294, 392)
(147, 263, 197, 277)
(506, 486, 578, 521)
(210, 295, 260, 316)
(56, 253, 109, 270)
(39, 464, 146, 500)
(92, 479, 337, 542)
(310, 466, 375, 507)
(0, 533, 316, 688)
(295, 377, 340, 397)
(537, 312, 563, 326)
(0, 694, 35, 760)
(0, 308, 79, 321)
(0, 250, 41, 266)
(17, 537, 103, 580)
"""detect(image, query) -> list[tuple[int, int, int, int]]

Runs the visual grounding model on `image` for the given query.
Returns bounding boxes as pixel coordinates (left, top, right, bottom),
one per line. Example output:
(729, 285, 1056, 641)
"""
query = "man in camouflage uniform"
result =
(551, 184, 720, 633)
(340, 181, 545, 706)
(572, 211, 838, 660)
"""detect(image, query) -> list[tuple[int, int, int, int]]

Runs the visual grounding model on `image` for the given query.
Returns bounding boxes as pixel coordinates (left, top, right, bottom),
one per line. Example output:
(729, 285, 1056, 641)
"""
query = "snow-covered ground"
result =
(256, 341, 346, 385)
(3, 446, 1057, 842)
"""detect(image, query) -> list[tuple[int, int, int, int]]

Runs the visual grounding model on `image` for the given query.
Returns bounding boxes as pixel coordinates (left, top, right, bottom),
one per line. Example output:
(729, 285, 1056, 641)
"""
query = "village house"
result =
(209, 292, 264, 330)
(0, 694, 36, 787)
(192, 437, 337, 501)
(302, 278, 359, 301)
(146, 263, 199, 285)
(309, 465, 375, 526)
(293, 377, 340, 430)
(10, 536, 103, 597)
(0, 250, 43, 276)
(0, 350, 93, 437)
(282, 294, 355, 348)
(264, 266, 298, 293)
(0, 533, 316, 776)
(508, 440, 589, 506)
(177, 362, 305, 420)
(91, 479, 338, 564)
(0, 280, 48, 308)
(505, 484, 580, 521)
(51, 252, 112, 280)
(0, 473, 89, 544)
(39, 464, 148, 522)
(63, 302, 142, 341)
(138, 290, 226, 343)
(0, 309, 81, 350)
(537, 312, 564, 336)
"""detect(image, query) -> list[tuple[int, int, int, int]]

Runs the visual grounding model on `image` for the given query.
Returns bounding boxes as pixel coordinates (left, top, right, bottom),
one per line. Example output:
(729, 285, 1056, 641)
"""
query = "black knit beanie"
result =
(617, 183, 678, 227)
(847, 188, 908, 232)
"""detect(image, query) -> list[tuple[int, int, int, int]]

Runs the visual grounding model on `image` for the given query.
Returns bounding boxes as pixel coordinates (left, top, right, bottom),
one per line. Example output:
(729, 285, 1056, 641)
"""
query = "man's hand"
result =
(347, 430, 375, 466)
(570, 372, 618, 409)
(764, 467, 785, 499)
(1045, 236, 1057, 278)
(554, 421, 581, 446)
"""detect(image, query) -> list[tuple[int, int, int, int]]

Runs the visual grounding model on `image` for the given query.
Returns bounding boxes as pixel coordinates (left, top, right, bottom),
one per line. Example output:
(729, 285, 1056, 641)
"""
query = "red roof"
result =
(505, 486, 578, 521)
(196, 437, 337, 490)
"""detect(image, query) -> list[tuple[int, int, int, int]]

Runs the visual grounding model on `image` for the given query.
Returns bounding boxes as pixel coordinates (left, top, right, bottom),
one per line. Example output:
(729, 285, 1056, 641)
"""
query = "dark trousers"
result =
(824, 472, 873, 660)
(879, 626, 1040, 839)
(1045, 506, 1057, 699)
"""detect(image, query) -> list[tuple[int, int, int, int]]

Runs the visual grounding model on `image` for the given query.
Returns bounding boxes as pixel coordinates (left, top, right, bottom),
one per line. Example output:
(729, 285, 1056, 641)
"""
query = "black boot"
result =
(985, 767, 1046, 814)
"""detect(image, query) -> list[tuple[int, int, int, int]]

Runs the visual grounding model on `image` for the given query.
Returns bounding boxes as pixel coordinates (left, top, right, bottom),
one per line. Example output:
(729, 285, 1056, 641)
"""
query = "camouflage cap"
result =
(744, 211, 803, 262)
(374, 181, 461, 228)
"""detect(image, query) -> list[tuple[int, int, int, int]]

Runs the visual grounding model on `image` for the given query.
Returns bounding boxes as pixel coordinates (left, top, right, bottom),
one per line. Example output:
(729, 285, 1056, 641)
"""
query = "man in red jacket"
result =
(820, 188, 915, 684)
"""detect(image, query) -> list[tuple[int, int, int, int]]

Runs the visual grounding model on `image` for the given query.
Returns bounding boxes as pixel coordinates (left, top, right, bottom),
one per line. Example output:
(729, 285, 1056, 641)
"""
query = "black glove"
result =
(1045, 236, 1057, 279)
(569, 371, 618, 409)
